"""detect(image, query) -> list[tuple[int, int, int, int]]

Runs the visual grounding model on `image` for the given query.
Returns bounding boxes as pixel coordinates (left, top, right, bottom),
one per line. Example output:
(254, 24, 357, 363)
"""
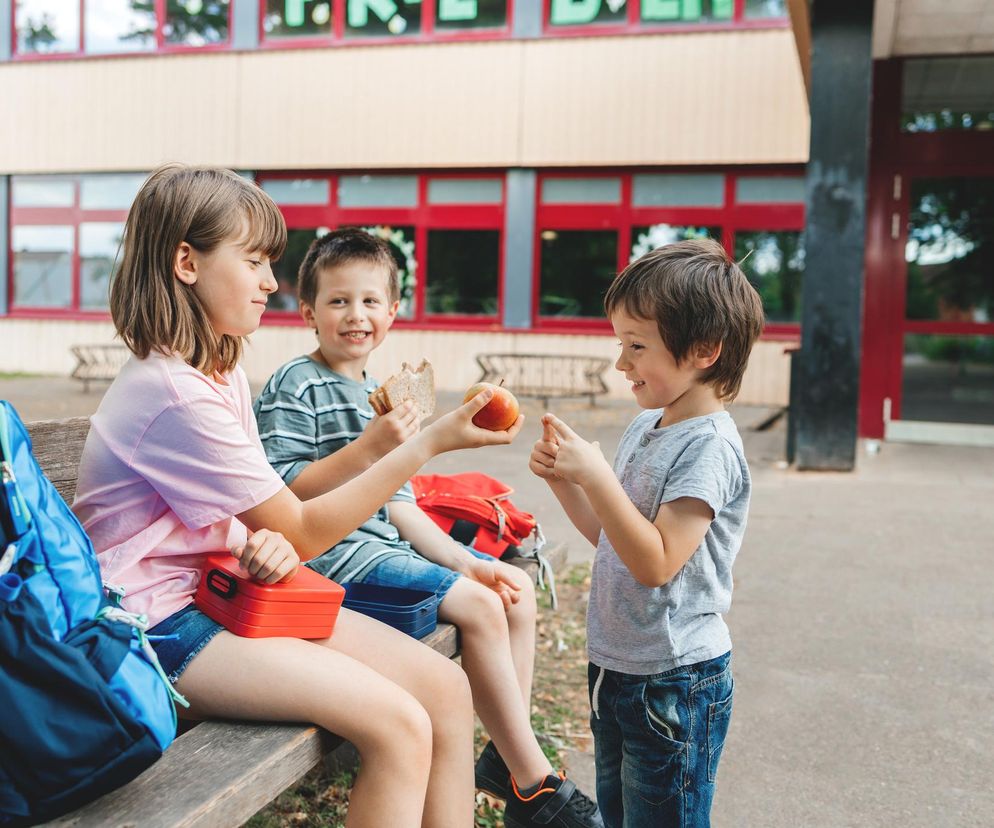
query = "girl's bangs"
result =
(239, 187, 287, 261)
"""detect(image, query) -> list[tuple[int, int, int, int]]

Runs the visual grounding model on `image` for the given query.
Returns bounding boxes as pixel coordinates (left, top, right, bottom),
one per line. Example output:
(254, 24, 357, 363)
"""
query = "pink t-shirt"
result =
(72, 351, 285, 628)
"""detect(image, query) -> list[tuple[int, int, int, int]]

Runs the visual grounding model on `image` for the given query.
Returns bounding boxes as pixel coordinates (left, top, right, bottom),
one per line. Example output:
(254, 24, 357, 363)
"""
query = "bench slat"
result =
(26, 417, 90, 504)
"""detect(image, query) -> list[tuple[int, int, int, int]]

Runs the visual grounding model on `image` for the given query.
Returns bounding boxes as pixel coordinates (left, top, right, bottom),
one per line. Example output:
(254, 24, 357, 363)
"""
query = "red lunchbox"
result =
(194, 555, 345, 639)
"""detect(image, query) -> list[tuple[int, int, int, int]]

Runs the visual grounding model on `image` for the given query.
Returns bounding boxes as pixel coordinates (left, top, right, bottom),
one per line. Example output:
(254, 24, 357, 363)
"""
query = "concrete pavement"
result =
(3, 375, 992, 826)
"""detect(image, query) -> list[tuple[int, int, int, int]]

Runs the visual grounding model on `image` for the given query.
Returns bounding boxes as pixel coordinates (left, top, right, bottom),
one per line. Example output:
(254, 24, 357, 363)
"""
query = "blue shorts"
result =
(147, 604, 224, 684)
(357, 545, 496, 602)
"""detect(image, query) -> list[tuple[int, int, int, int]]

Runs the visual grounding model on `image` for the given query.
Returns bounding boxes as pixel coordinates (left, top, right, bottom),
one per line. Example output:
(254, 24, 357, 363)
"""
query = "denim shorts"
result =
(588, 651, 733, 828)
(147, 604, 224, 684)
(357, 546, 496, 601)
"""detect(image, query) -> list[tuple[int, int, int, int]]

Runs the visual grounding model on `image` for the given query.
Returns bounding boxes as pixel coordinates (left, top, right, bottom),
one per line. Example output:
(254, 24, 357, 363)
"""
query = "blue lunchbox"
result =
(342, 583, 438, 639)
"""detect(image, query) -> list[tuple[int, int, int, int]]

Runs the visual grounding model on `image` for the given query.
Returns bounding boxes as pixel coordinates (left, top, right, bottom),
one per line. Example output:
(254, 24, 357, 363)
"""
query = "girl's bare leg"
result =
(439, 578, 552, 789)
(324, 607, 476, 828)
(175, 618, 434, 828)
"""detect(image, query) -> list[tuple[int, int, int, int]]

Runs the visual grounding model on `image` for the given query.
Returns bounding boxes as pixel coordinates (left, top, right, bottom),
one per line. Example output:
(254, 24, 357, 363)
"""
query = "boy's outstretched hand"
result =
(232, 528, 300, 584)
(360, 399, 420, 458)
(423, 389, 524, 453)
(544, 414, 613, 487)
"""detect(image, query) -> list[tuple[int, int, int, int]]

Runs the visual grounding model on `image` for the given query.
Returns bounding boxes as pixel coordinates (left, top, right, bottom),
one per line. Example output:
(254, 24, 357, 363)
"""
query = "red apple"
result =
(464, 381, 520, 431)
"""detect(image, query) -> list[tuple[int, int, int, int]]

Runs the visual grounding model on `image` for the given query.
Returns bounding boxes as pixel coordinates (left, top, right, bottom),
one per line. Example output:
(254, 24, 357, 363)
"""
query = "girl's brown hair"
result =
(111, 164, 286, 375)
(604, 238, 765, 402)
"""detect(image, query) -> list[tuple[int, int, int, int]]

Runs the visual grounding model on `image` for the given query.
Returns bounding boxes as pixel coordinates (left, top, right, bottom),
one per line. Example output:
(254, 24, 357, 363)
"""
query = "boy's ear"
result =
(693, 341, 722, 370)
(300, 302, 317, 329)
(173, 241, 197, 286)
(386, 299, 400, 326)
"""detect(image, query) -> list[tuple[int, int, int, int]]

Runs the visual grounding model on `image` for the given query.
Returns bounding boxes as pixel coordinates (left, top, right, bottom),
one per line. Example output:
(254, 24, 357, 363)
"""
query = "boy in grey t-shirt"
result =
(530, 238, 765, 828)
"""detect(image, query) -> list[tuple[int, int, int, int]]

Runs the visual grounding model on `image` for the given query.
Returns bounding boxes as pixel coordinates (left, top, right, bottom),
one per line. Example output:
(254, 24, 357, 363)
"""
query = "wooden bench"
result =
(69, 344, 130, 393)
(476, 353, 611, 409)
(28, 415, 565, 828)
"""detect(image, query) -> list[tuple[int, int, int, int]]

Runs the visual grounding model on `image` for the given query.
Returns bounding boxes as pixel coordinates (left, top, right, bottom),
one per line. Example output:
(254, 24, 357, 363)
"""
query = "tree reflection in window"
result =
(733, 231, 804, 323)
(906, 178, 994, 323)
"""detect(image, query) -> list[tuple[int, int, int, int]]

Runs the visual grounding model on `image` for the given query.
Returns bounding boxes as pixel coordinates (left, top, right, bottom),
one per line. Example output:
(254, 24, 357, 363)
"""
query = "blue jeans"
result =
(588, 652, 733, 828)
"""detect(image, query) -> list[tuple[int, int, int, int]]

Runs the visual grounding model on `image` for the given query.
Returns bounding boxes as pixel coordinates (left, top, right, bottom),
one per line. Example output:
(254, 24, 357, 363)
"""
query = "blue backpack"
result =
(0, 401, 183, 825)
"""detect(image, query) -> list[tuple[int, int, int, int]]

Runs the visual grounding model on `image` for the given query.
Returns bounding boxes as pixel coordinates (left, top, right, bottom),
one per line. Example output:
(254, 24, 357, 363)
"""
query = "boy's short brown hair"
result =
(297, 228, 400, 308)
(604, 237, 765, 402)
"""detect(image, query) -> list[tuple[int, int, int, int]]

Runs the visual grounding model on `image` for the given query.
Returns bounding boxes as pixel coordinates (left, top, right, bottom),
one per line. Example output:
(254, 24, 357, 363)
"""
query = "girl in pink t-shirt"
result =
(72, 164, 523, 828)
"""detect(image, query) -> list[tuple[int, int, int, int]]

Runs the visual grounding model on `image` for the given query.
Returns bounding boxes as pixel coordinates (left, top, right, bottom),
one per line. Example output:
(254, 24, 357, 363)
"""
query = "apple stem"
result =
(499, 378, 506, 388)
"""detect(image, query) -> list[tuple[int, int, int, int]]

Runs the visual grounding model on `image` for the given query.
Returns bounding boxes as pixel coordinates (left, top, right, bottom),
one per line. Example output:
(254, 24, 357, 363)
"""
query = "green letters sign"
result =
(438, 0, 477, 22)
(550, 0, 602, 26)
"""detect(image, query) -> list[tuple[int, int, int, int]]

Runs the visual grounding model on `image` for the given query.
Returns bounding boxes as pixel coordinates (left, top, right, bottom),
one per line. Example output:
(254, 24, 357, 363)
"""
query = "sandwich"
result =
(368, 359, 435, 421)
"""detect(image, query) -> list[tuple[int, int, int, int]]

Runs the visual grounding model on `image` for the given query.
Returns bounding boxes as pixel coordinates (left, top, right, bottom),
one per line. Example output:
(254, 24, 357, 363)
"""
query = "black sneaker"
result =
(475, 741, 511, 799)
(504, 772, 603, 828)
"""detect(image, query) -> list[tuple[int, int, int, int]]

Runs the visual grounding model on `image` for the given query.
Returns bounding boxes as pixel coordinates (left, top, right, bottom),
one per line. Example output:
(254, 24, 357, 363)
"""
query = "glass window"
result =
(15, 0, 79, 53)
(426, 230, 499, 315)
(435, 0, 507, 31)
(340, 175, 419, 208)
(261, 178, 331, 206)
(12, 225, 75, 308)
(164, 0, 230, 46)
(905, 178, 994, 324)
(902, 56, 994, 133)
(632, 174, 724, 207)
(270, 227, 328, 312)
(427, 178, 503, 205)
(344, 0, 421, 37)
(11, 177, 74, 208)
(630, 224, 720, 262)
(80, 174, 146, 209)
(263, 0, 332, 37)
(744, 0, 787, 18)
(549, 0, 626, 27)
(79, 223, 123, 310)
(361, 225, 418, 318)
(539, 229, 617, 317)
(541, 178, 621, 205)
(734, 231, 804, 323)
(84, 0, 155, 53)
(641, 0, 732, 23)
(736, 176, 805, 204)
(902, 335, 994, 426)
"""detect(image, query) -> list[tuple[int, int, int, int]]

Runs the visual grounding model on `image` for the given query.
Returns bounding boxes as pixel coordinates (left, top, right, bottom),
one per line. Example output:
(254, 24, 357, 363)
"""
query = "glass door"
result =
(890, 176, 994, 439)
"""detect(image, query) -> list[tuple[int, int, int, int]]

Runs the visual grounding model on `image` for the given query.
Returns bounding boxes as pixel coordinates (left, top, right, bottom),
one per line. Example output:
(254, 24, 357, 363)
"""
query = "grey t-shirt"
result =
(587, 409, 750, 675)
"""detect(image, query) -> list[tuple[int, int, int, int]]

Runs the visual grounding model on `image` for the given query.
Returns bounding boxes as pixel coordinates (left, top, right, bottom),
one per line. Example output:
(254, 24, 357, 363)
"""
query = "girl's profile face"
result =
(176, 229, 277, 339)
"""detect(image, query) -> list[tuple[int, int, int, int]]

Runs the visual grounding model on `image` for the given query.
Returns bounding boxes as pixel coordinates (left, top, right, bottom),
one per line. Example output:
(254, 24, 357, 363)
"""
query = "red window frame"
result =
(541, 0, 789, 38)
(255, 170, 507, 330)
(11, 0, 234, 60)
(7, 176, 131, 318)
(533, 168, 805, 339)
(258, 0, 514, 49)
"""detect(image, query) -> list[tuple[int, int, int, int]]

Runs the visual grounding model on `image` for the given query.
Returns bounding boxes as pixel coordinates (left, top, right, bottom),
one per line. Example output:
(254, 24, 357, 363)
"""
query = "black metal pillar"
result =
(794, 0, 874, 471)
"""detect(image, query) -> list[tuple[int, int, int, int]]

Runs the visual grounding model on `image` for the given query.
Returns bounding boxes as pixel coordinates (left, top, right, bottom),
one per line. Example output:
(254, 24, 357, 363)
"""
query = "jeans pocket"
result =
(706, 673, 734, 783)
(622, 675, 691, 807)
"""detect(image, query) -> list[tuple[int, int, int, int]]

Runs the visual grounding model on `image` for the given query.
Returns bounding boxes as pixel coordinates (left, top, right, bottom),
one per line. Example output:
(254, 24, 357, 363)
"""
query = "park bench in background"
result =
(27, 415, 564, 828)
(69, 344, 130, 393)
(476, 353, 611, 409)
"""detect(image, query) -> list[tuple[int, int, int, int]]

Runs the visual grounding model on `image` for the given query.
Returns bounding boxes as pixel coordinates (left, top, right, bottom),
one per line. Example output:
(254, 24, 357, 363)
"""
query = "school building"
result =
(1, 1, 991, 467)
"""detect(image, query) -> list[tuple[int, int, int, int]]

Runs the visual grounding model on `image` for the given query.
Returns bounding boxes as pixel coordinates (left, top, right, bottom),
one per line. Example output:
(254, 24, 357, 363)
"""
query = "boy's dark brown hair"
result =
(297, 228, 400, 308)
(604, 237, 765, 402)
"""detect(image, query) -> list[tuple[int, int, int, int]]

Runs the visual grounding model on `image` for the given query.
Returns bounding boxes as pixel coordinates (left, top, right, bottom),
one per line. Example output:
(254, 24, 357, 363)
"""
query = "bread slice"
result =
(368, 359, 435, 421)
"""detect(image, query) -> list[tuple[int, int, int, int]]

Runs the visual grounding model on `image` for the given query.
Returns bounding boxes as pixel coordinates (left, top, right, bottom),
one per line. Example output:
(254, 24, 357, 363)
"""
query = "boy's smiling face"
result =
(301, 260, 399, 380)
(611, 307, 722, 424)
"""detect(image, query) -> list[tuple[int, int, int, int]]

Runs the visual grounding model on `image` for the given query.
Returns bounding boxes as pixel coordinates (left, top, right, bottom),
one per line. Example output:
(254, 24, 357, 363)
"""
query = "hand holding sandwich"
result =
(359, 399, 421, 459)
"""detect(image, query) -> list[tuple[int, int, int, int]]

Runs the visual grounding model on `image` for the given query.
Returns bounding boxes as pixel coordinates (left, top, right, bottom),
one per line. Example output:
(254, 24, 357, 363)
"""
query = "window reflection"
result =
(540, 230, 617, 318)
(630, 224, 719, 261)
(12, 226, 75, 309)
(902, 335, 994, 426)
(426, 230, 499, 315)
(16, 0, 79, 53)
(263, 0, 331, 37)
(906, 178, 994, 324)
(85, 0, 155, 53)
(80, 223, 123, 310)
(164, 0, 230, 46)
(361, 226, 417, 319)
(734, 231, 804, 323)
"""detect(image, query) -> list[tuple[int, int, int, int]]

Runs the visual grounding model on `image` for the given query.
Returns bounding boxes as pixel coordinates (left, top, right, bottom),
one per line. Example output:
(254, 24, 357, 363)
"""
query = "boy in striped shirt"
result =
(254, 229, 602, 828)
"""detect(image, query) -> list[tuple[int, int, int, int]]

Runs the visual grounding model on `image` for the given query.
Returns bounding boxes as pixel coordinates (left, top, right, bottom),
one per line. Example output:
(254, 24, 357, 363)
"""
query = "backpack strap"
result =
(0, 405, 32, 539)
(514, 525, 558, 610)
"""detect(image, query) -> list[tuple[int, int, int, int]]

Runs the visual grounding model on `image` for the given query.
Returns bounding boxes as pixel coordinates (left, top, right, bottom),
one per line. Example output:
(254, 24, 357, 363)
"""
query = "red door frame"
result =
(859, 59, 994, 438)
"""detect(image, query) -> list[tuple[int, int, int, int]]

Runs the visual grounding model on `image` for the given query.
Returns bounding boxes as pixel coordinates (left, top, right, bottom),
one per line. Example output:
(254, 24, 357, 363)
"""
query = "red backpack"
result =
(410, 473, 557, 607)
